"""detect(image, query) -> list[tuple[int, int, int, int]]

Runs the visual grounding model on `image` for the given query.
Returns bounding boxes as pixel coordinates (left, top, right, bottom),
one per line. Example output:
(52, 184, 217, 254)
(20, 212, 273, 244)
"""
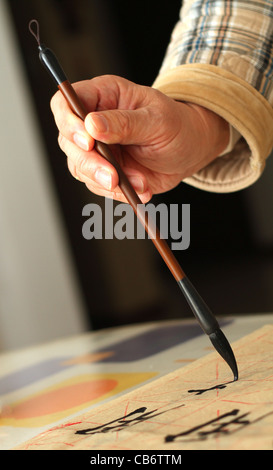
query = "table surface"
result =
(1, 313, 272, 449)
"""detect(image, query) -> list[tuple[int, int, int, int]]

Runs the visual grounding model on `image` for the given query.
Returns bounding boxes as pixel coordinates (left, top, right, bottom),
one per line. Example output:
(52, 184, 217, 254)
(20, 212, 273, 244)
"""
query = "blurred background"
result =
(1, 0, 273, 351)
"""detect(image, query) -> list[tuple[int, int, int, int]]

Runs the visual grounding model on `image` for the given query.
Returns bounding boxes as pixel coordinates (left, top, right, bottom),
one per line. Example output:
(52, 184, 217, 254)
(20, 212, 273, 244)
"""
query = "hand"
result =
(50, 75, 229, 203)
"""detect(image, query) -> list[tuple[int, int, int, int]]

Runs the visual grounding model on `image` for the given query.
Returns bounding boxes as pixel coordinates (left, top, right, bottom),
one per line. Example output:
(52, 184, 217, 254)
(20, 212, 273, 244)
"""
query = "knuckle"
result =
(58, 113, 73, 136)
(58, 133, 65, 149)
(51, 93, 77, 137)
(67, 158, 81, 181)
(50, 90, 64, 119)
(76, 155, 89, 176)
(66, 157, 75, 175)
(50, 92, 58, 113)
(58, 134, 87, 174)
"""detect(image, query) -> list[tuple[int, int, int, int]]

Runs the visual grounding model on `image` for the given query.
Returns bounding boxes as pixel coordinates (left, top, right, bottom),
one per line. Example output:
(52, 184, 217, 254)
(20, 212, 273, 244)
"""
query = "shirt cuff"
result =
(219, 125, 242, 156)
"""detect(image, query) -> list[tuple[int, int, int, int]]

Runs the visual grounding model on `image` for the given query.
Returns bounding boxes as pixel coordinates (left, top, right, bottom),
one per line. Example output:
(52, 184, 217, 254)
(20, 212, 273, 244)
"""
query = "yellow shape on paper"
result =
(0, 372, 157, 428)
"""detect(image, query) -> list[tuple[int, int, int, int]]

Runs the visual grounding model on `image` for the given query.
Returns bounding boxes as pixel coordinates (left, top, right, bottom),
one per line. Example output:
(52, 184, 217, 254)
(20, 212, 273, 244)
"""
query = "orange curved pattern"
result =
(2, 379, 117, 419)
(0, 372, 156, 428)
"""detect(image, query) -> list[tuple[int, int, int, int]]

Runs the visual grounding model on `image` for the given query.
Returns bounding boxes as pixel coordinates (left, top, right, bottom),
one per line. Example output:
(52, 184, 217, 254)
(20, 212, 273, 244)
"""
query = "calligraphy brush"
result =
(28, 19, 238, 381)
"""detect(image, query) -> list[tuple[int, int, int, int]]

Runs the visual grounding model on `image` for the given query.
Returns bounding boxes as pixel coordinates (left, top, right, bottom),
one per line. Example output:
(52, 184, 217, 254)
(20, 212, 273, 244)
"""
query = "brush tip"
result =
(209, 329, 238, 382)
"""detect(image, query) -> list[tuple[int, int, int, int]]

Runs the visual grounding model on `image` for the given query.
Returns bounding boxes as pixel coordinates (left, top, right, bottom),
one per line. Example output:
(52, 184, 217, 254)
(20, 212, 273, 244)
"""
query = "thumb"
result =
(85, 108, 150, 145)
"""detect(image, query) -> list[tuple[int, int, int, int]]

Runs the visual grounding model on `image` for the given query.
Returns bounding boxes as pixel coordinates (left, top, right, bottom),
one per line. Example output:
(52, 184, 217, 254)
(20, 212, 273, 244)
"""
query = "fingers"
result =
(51, 87, 120, 192)
(84, 106, 153, 146)
(84, 179, 152, 204)
(60, 135, 152, 202)
(50, 75, 125, 147)
(58, 133, 119, 190)
(50, 76, 154, 201)
(50, 88, 94, 151)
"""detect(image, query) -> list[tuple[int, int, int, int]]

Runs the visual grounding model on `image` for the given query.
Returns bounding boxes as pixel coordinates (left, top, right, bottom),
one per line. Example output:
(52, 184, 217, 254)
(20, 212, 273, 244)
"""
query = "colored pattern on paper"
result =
(15, 325, 273, 450)
(1, 372, 156, 428)
(0, 322, 218, 396)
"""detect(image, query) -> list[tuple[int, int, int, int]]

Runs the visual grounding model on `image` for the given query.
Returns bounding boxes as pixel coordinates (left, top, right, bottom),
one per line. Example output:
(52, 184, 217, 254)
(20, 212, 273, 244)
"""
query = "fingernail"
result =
(95, 168, 112, 190)
(90, 114, 108, 133)
(128, 175, 145, 193)
(73, 133, 90, 151)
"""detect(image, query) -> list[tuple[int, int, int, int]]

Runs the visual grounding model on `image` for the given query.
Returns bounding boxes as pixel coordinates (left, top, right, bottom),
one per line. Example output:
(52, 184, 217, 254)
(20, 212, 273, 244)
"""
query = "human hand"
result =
(51, 75, 229, 203)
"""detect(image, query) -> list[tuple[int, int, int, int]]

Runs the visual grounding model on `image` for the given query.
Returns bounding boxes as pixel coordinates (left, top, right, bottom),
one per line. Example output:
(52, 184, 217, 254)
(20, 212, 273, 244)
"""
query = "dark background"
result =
(6, 0, 273, 330)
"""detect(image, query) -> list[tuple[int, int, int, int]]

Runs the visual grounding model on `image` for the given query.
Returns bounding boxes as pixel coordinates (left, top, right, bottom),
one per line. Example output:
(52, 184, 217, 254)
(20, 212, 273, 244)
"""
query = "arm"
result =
(153, 0, 273, 192)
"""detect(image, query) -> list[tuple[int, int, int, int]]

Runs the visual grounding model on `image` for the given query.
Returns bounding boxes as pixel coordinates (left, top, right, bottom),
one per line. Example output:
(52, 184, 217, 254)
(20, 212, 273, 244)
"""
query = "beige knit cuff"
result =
(153, 64, 273, 193)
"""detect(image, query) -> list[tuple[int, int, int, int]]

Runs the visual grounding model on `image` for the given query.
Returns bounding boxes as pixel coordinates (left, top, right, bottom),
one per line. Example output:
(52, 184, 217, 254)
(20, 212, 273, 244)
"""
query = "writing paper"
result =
(15, 325, 273, 450)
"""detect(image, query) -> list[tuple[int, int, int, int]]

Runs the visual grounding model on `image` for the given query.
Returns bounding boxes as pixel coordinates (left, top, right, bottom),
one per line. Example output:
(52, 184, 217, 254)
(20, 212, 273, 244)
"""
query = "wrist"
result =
(186, 102, 230, 159)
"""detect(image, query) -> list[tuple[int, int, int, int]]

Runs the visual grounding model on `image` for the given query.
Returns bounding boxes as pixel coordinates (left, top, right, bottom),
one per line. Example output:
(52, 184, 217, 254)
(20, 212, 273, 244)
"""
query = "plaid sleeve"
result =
(160, 0, 273, 103)
(153, 0, 273, 192)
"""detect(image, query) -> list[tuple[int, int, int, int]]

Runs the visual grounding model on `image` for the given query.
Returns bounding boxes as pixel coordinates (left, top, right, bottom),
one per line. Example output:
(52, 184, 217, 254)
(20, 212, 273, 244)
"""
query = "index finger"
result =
(50, 87, 94, 151)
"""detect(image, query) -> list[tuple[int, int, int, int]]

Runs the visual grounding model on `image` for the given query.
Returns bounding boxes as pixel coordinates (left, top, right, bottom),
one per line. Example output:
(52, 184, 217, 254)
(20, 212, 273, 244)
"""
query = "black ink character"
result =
(76, 404, 184, 435)
(188, 383, 229, 396)
(165, 409, 273, 443)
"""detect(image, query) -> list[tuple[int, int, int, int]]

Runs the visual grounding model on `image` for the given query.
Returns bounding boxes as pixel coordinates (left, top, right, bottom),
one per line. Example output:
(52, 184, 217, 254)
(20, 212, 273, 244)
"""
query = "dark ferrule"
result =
(38, 45, 67, 85)
(178, 277, 219, 335)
